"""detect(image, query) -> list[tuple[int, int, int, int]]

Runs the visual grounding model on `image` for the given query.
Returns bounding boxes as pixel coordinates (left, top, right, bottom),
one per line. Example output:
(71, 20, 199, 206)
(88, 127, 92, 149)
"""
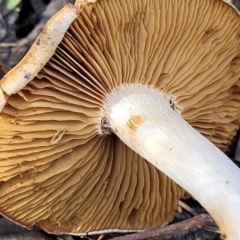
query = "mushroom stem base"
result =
(105, 84, 240, 240)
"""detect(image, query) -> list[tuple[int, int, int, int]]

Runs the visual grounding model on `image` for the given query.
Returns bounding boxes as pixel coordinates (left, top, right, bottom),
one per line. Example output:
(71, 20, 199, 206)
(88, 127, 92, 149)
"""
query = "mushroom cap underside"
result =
(0, 0, 240, 235)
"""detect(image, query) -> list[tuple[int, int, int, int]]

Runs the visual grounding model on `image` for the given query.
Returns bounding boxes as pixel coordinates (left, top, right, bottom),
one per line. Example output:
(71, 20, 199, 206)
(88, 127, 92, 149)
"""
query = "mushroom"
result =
(0, 0, 240, 239)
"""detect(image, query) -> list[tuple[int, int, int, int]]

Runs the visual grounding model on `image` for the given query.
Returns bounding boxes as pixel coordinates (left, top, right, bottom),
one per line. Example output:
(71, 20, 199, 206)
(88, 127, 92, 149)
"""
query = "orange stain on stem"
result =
(127, 115, 145, 132)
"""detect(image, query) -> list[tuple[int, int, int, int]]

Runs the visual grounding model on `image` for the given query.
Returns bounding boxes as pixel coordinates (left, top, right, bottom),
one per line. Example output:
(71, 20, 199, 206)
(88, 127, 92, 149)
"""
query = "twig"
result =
(109, 214, 215, 240)
(62, 0, 69, 5)
(201, 225, 221, 234)
(97, 235, 105, 240)
(178, 200, 198, 216)
(0, 42, 17, 47)
(0, 59, 9, 76)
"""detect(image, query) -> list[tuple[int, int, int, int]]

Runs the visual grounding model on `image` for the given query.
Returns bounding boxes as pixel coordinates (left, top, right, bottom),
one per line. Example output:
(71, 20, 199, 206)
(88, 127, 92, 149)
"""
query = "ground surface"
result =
(0, 0, 240, 239)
